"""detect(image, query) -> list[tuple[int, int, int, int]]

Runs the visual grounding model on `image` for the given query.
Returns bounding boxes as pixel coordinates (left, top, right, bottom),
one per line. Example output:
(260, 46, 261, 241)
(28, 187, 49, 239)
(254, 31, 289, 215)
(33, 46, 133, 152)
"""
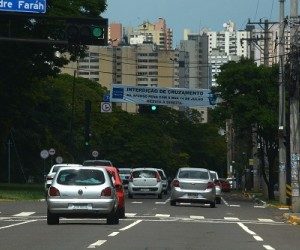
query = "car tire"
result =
(128, 193, 133, 199)
(118, 207, 125, 218)
(210, 201, 216, 208)
(216, 197, 221, 204)
(47, 210, 59, 225)
(107, 210, 119, 225)
(158, 193, 163, 199)
(170, 200, 176, 206)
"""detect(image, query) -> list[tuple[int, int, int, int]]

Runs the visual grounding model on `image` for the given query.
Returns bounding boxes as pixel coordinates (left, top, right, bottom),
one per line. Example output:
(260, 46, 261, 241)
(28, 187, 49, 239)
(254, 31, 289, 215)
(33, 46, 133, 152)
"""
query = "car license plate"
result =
(70, 204, 89, 209)
(188, 193, 198, 198)
(141, 188, 150, 192)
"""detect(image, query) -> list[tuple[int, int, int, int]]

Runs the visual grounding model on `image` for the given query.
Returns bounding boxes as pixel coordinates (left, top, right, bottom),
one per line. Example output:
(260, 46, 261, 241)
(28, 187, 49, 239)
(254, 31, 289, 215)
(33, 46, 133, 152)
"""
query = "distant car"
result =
(157, 169, 168, 194)
(210, 170, 221, 204)
(83, 159, 113, 167)
(170, 167, 216, 208)
(44, 164, 82, 192)
(226, 177, 237, 189)
(46, 166, 119, 225)
(219, 178, 231, 192)
(118, 168, 132, 189)
(128, 168, 163, 199)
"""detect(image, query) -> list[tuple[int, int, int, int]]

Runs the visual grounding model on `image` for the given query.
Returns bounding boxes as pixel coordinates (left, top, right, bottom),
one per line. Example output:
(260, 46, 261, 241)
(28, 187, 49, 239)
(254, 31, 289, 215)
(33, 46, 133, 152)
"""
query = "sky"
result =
(103, 0, 292, 47)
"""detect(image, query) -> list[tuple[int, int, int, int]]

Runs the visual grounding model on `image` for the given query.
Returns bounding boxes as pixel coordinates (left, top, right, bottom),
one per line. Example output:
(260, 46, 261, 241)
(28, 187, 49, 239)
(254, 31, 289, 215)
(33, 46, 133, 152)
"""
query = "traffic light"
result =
(65, 17, 108, 46)
(139, 105, 158, 114)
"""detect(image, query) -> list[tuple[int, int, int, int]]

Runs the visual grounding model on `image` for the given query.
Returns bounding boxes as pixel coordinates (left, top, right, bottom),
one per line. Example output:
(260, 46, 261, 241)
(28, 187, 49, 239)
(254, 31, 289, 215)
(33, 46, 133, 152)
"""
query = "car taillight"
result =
(155, 173, 161, 182)
(48, 186, 60, 197)
(172, 180, 179, 187)
(101, 187, 112, 197)
(207, 182, 214, 189)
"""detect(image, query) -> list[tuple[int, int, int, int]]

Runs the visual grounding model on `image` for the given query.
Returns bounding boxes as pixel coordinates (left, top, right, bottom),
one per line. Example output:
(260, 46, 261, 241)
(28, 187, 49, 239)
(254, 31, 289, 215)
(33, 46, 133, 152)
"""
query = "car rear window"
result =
(52, 166, 61, 173)
(119, 169, 131, 174)
(178, 170, 209, 179)
(210, 172, 217, 180)
(57, 169, 105, 185)
(132, 170, 156, 178)
(83, 160, 112, 166)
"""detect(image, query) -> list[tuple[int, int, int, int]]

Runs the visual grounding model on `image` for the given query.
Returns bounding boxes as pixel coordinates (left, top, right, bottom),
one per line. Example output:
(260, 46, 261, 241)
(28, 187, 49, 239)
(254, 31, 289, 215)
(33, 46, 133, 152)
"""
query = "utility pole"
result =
(245, 19, 275, 192)
(278, 0, 287, 204)
(289, 0, 300, 212)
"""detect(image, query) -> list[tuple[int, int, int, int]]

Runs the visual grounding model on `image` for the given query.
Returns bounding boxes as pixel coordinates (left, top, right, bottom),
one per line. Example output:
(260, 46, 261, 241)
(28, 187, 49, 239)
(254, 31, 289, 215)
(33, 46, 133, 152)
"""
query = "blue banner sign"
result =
(0, 0, 46, 13)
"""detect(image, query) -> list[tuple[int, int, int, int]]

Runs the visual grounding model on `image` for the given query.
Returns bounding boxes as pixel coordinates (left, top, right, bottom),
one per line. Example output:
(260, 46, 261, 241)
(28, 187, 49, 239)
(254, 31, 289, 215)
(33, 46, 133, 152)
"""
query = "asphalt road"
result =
(0, 192, 299, 250)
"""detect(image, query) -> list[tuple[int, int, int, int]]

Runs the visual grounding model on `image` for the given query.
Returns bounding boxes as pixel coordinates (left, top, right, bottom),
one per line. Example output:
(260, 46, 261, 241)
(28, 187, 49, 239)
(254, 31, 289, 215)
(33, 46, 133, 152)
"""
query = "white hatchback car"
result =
(45, 164, 82, 193)
(128, 168, 163, 199)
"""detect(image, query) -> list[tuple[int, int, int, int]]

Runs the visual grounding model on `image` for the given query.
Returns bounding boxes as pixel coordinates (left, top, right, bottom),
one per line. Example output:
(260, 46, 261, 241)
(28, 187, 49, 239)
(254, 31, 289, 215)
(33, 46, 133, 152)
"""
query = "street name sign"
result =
(110, 84, 216, 107)
(0, 0, 47, 13)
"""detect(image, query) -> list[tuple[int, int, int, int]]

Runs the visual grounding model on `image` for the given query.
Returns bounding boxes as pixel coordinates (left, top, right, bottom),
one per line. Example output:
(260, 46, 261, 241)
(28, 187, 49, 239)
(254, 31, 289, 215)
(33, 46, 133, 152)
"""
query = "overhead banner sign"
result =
(0, 0, 47, 13)
(110, 84, 216, 107)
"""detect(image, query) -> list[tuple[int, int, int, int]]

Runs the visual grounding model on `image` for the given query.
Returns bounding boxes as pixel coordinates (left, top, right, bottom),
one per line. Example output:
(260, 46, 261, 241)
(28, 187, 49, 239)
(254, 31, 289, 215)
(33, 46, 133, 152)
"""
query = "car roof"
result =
(178, 167, 208, 171)
(132, 168, 159, 171)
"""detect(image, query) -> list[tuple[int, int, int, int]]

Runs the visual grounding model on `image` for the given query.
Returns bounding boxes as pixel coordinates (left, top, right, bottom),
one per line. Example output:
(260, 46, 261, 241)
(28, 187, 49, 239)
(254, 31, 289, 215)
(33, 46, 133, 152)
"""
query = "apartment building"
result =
(126, 18, 173, 50)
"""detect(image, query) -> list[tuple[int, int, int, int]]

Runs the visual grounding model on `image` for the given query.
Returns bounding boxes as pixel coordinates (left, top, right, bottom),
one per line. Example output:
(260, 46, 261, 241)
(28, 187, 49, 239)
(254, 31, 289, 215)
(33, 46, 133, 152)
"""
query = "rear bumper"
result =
(47, 198, 116, 216)
(170, 188, 215, 203)
(128, 185, 162, 195)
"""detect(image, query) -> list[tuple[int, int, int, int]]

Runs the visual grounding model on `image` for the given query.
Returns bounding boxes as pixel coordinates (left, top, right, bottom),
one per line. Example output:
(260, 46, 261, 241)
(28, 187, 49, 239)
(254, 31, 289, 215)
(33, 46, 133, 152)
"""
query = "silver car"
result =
(210, 170, 221, 204)
(128, 168, 163, 199)
(170, 168, 216, 207)
(47, 166, 119, 225)
(157, 169, 168, 194)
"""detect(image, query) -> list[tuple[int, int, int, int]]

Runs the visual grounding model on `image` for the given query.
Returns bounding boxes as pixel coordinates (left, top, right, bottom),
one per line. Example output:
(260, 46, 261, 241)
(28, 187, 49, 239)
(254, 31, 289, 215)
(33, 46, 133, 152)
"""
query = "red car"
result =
(104, 166, 126, 218)
(219, 178, 231, 192)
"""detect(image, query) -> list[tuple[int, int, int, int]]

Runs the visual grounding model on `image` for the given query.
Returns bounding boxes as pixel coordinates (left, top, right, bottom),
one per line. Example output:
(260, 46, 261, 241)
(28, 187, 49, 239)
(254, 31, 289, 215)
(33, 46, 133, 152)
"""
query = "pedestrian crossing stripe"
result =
(13, 212, 35, 217)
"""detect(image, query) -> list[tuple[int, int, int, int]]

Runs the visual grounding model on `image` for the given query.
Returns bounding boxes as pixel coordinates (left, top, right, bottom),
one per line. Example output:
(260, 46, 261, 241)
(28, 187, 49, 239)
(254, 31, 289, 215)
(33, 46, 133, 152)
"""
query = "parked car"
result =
(210, 170, 221, 204)
(83, 159, 113, 167)
(128, 168, 163, 199)
(219, 178, 231, 192)
(170, 167, 216, 208)
(46, 166, 119, 225)
(157, 169, 168, 194)
(44, 164, 82, 193)
(118, 168, 132, 189)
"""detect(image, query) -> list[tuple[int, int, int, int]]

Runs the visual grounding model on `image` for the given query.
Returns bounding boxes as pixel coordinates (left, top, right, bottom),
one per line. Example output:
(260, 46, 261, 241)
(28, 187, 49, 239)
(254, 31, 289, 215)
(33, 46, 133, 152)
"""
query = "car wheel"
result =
(210, 201, 216, 208)
(216, 197, 221, 204)
(170, 200, 176, 206)
(118, 207, 125, 218)
(158, 193, 163, 199)
(107, 210, 119, 225)
(47, 210, 59, 225)
(128, 193, 133, 199)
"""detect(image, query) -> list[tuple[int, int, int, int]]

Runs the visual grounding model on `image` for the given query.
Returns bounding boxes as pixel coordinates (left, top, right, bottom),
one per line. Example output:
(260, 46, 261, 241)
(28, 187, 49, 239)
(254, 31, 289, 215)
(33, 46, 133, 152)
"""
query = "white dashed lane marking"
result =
(224, 217, 240, 221)
(125, 213, 137, 217)
(87, 240, 107, 248)
(13, 212, 35, 217)
(108, 232, 119, 237)
(190, 215, 205, 220)
(119, 220, 142, 231)
(258, 218, 274, 223)
(155, 214, 170, 217)
(131, 201, 143, 204)
(263, 245, 275, 250)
